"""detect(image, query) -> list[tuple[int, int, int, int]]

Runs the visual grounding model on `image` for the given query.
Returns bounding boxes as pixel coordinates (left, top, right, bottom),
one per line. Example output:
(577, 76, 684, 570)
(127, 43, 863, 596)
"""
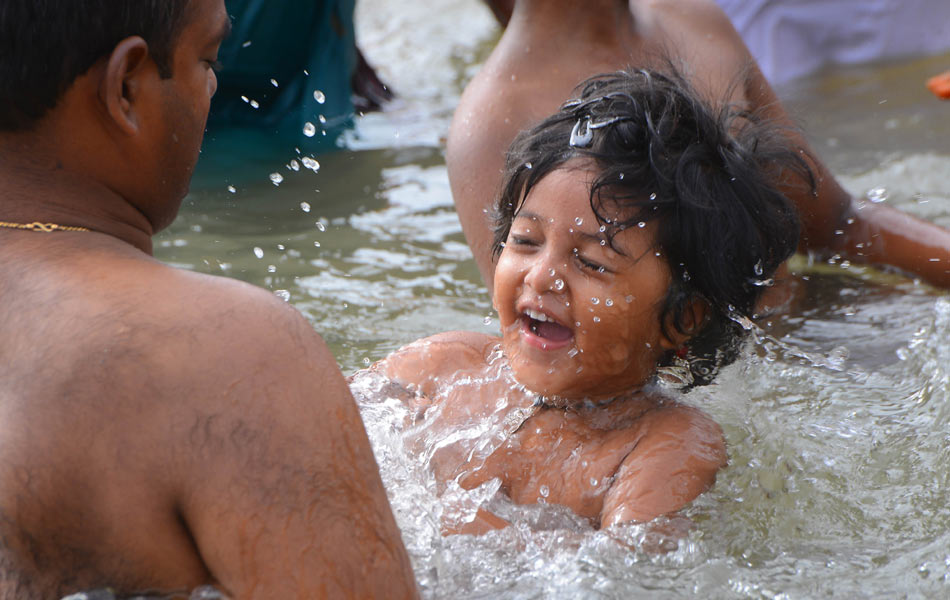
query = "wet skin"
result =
(0, 0, 416, 597)
(375, 167, 726, 534)
(448, 0, 950, 292)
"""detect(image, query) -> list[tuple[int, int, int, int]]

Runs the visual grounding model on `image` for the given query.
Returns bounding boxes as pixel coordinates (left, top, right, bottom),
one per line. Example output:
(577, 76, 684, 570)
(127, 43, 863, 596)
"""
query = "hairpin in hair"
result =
(569, 115, 634, 148)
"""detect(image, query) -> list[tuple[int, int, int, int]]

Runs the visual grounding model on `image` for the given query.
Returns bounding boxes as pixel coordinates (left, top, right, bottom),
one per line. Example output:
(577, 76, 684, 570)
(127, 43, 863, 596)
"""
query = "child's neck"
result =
(533, 387, 650, 411)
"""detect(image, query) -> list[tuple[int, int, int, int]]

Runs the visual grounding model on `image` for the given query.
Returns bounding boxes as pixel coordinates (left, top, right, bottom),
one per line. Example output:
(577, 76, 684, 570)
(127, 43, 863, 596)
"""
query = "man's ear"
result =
(659, 298, 708, 350)
(100, 36, 152, 136)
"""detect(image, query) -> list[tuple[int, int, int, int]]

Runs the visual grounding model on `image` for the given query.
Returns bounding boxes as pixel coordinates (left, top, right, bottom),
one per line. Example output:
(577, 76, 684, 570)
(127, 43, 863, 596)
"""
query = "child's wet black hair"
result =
(492, 67, 814, 387)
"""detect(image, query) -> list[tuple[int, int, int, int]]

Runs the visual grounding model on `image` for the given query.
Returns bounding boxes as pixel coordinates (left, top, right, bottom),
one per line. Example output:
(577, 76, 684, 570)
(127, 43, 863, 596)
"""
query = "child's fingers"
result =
(926, 70, 950, 99)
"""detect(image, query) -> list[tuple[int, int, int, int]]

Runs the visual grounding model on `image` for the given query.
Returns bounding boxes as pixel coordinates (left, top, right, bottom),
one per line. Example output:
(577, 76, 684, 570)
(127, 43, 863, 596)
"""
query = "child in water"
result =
(362, 68, 811, 534)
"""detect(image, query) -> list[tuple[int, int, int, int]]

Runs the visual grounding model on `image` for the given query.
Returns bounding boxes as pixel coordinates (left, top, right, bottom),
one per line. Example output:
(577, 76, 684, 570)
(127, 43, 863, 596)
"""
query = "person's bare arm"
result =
(666, 0, 950, 287)
(599, 405, 726, 528)
(162, 278, 417, 599)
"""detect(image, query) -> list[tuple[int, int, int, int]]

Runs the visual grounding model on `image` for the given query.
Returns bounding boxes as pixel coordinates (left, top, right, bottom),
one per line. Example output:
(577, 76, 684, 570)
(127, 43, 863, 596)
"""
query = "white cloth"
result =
(715, 0, 950, 85)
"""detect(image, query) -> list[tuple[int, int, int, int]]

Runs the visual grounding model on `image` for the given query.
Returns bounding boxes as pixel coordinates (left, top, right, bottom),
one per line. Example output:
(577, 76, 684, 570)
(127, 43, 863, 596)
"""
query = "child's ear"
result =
(659, 298, 708, 350)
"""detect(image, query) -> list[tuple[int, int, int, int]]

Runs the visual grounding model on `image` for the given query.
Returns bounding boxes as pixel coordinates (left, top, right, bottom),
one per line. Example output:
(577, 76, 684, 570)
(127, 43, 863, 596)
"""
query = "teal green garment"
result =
(206, 0, 357, 152)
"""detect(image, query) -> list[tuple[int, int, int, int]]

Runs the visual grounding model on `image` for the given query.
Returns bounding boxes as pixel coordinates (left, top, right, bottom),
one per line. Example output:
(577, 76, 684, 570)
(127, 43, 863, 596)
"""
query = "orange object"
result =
(926, 70, 950, 99)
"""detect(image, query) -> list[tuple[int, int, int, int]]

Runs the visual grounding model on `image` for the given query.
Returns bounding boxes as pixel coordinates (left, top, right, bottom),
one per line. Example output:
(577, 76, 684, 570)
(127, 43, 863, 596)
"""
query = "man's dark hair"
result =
(493, 67, 814, 387)
(0, 0, 191, 131)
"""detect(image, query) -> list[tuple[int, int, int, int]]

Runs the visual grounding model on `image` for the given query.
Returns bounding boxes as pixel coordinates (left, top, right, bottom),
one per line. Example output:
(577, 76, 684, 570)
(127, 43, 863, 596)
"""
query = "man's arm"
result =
(600, 405, 726, 528)
(162, 279, 417, 598)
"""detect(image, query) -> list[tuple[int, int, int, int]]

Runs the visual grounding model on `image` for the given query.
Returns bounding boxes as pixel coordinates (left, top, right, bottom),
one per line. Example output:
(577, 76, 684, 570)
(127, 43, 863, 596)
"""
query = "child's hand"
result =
(926, 70, 950, 99)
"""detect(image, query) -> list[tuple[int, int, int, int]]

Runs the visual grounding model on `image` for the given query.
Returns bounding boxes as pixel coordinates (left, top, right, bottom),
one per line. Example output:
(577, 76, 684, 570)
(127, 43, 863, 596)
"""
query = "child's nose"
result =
(524, 253, 566, 294)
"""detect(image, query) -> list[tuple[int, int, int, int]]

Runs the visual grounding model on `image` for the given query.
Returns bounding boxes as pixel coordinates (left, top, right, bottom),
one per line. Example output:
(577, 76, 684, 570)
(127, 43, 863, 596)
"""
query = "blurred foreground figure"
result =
(0, 1, 416, 598)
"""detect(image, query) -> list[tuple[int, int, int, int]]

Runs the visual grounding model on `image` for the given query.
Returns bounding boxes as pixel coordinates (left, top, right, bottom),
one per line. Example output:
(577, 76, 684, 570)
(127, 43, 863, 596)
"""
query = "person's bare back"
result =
(0, 0, 416, 597)
(0, 233, 411, 597)
(449, 0, 950, 291)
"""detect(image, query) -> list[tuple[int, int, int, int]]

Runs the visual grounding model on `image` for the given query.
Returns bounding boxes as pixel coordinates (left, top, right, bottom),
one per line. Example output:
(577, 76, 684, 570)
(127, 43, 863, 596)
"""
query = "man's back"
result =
(0, 232, 415, 598)
(0, 0, 417, 595)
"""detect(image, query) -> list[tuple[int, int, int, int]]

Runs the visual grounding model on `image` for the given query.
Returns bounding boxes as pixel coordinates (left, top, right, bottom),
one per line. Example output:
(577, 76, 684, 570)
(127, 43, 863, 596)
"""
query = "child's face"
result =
(493, 165, 677, 400)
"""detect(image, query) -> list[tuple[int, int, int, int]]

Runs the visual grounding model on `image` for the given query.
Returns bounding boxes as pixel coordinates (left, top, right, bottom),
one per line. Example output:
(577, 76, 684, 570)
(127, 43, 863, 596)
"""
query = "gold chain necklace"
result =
(0, 220, 89, 233)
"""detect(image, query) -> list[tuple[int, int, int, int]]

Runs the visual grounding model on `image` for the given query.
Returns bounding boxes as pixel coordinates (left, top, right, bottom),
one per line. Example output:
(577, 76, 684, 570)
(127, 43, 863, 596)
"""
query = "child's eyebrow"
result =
(514, 209, 627, 254)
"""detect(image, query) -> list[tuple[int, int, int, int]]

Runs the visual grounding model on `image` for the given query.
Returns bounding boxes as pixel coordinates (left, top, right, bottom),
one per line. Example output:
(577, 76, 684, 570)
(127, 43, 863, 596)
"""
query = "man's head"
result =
(1, 1, 191, 131)
(0, 0, 230, 232)
(493, 68, 813, 386)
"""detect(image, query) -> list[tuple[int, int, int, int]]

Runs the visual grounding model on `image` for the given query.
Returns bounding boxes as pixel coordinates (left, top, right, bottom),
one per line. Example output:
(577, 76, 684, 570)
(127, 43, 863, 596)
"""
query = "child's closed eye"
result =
(508, 234, 538, 247)
(573, 249, 609, 273)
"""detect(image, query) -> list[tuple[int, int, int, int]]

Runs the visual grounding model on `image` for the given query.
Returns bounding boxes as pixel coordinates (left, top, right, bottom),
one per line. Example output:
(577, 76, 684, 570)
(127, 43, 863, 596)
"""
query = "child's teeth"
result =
(527, 309, 549, 322)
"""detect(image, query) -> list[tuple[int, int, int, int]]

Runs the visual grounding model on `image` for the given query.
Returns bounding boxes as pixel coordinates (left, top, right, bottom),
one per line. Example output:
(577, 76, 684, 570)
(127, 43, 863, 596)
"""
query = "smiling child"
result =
(363, 67, 812, 534)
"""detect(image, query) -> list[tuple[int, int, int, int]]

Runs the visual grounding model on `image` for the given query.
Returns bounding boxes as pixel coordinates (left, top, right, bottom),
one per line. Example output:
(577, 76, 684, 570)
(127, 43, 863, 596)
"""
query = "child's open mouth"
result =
(521, 309, 573, 348)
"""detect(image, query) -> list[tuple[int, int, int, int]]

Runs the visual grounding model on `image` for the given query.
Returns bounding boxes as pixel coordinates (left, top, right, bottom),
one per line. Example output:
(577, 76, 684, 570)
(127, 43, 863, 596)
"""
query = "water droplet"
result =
(267, 265, 276, 273)
(302, 157, 320, 172)
(649, 192, 657, 200)
(754, 260, 764, 276)
(867, 187, 888, 203)
(600, 240, 606, 246)
(362, 357, 371, 366)
(618, 172, 625, 180)
(591, 297, 600, 305)
(575, 217, 584, 226)
(599, 225, 606, 233)
(539, 485, 550, 498)
(269, 172, 284, 186)
(249, 99, 260, 109)
(313, 90, 326, 104)
(274, 289, 290, 302)
(590, 478, 598, 487)
(303, 122, 316, 137)
(277, 244, 285, 251)
(593, 316, 601, 323)
(637, 221, 646, 228)
(241, 40, 252, 48)
(655, 251, 661, 257)
(483, 316, 493, 325)
(318, 114, 327, 124)
(240, 95, 249, 103)
(524, 161, 533, 170)
(315, 221, 326, 232)
(270, 78, 279, 87)
(253, 247, 264, 259)
(313, 241, 321, 247)
(567, 348, 579, 357)
(300, 202, 311, 212)
(226, 185, 236, 193)
(625, 295, 633, 303)
(682, 271, 691, 282)
(553, 278, 565, 291)
(548, 268, 556, 277)
(289, 159, 300, 171)
(605, 298, 613, 307)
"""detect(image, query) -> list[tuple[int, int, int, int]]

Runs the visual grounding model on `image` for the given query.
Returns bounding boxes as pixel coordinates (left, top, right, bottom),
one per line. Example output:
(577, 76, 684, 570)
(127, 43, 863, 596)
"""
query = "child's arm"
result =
(599, 405, 727, 528)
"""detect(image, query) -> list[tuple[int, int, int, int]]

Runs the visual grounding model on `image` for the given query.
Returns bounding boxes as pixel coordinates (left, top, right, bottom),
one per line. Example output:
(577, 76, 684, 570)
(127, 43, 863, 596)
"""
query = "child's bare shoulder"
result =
(377, 331, 500, 393)
(640, 400, 726, 460)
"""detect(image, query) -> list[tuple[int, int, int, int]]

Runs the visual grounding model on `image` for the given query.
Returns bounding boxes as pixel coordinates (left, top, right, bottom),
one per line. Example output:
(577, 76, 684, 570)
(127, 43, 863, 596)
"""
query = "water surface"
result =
(158, 2, 950, 596)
